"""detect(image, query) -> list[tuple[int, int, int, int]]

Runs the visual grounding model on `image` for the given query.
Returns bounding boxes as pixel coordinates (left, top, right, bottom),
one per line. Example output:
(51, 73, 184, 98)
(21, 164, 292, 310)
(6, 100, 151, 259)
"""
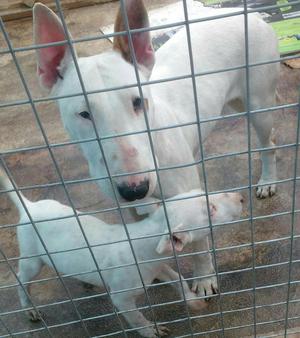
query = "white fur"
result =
(33, 2, 279, 307)
(1, 173, 242, 337)
(34, 7, 279, 202)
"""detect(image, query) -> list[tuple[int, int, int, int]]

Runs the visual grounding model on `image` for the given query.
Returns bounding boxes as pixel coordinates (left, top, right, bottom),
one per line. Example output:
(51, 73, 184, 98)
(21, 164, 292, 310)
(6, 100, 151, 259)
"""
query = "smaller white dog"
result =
(0, 171, 242, 337)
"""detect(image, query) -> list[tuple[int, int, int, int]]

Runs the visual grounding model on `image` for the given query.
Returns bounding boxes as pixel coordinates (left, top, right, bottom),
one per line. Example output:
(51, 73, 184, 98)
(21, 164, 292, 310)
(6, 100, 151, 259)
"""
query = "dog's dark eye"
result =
(133, 97, 142, 112)
(79, 111, 91, 120)
(132, 97, 149, 114)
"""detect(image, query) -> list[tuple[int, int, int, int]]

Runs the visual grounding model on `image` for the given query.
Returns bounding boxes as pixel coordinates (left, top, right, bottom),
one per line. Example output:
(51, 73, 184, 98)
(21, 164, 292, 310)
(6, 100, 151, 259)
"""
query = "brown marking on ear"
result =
(113, 0, 154, 71)
(114, 0, 148, 54)
(113, 5, 131, 64)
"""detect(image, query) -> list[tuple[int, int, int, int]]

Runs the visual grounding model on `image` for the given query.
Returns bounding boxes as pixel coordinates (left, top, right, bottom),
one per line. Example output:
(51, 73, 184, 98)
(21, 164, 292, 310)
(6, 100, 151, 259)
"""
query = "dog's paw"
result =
(256, 180, 276, 199)
(191, 276, 218, 301)
(28, 309, 43, 322)
(139, 324, 170, 337)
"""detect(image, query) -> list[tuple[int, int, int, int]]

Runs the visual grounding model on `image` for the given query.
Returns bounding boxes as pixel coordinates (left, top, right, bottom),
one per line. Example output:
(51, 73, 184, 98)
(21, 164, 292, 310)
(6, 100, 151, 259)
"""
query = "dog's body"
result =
(33, 2, 279, 202)
(32, 0, 279, 307)
(0, 172, 242, 337)
(150, 13, 279, 198)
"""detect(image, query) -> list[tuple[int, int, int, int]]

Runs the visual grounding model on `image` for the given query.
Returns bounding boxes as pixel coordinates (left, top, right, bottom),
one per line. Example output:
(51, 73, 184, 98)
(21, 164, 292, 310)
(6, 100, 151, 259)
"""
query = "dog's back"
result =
(149, 12, 280, 174)
(153, 13, 278, 79)
(0, 169, 158, 288)
(152, 13, 279, 122)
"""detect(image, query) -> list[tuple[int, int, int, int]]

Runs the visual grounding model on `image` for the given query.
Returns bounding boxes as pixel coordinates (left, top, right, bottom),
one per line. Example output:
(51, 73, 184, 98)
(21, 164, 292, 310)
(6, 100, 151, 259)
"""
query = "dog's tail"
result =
(0, 167, 28, 215)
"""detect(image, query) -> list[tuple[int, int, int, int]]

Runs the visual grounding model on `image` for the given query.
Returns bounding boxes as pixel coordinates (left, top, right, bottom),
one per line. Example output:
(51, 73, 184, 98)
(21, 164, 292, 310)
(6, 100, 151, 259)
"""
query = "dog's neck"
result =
(122, 207, 169, 259)
(127, 209, 165, 238)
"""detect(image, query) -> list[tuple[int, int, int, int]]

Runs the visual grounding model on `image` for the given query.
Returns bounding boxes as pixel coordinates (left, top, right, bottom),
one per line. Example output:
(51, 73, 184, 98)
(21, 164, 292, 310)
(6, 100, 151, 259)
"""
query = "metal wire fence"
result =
(0, 0, 300, 337)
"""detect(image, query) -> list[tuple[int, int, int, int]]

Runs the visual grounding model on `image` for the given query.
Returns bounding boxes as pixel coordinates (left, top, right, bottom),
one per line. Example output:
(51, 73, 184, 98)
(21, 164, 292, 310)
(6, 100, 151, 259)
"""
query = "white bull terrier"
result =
(32, 1, 278, 298)
(1, 170, 243, 337)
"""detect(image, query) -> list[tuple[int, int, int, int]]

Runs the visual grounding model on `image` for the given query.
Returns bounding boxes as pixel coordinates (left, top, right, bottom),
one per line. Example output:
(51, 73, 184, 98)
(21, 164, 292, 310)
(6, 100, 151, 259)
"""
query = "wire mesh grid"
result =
(0, 0, 300, 337)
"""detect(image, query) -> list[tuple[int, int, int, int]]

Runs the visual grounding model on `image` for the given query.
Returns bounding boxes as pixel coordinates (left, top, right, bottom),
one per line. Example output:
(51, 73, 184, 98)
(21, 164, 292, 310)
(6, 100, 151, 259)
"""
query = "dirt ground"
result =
(1, 1, 300, 337)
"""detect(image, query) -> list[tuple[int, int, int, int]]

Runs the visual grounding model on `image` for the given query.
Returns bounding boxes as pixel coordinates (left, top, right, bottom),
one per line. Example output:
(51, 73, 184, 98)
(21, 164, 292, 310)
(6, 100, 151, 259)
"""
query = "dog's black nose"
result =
(117, 180, 149, 201)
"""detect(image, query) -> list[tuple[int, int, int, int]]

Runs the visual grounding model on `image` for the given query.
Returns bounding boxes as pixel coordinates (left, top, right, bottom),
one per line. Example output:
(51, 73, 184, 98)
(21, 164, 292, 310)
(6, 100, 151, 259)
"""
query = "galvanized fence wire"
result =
(283, 90, 300, 336)
(242, 0, 257, 336)
(0, 0, 299, 337)
(1, 0, 300, 58)
(0, 101, 298, 162)
(2, 275, 300, 323)
(181, 0, 226, 334)
(116, 0, 196, 335)
(0, 20, 94, 337)
(55, 0, 161, 334)
(2, 231, 300, 297)
(0, 162, 55, 337)
(59, 0, 164, 334)
(0, 286, 15, 337)
(0, 58, 298, 113)
(0, 169, 298, 232)
(0, 141, 296, 200)
(1, 13, 128, 338)
(2, 293, 300, 338)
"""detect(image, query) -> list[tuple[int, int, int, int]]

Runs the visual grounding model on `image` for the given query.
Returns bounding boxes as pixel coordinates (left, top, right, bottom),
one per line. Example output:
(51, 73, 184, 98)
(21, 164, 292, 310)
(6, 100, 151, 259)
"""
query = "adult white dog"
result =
(0, 170, 242, 337)
(32, 0, 278, 297)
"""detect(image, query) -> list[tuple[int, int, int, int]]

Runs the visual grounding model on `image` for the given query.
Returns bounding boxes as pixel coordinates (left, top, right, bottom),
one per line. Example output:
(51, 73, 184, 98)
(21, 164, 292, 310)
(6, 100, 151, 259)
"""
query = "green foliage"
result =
(271, 18, 300, 54)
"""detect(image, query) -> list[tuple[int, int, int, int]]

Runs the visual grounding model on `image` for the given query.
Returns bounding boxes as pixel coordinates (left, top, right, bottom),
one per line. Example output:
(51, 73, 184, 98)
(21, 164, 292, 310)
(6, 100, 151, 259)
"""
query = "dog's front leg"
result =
(111, 292, 169, 337)
(191, 237, 218, 300)
(251, 111, 277, 198)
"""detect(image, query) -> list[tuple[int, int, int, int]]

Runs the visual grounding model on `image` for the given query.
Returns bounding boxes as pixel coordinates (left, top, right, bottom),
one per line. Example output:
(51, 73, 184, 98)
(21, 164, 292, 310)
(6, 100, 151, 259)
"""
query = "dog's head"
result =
(33, 1, 157, 202)
(155, 190, 244, 255)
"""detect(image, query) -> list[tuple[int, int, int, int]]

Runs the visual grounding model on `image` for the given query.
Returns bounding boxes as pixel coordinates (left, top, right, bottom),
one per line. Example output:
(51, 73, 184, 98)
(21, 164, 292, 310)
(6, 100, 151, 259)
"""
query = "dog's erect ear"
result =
(33, 3, 74, 90)
(113, 0, 155, 73)
(156, 224, 192, 255)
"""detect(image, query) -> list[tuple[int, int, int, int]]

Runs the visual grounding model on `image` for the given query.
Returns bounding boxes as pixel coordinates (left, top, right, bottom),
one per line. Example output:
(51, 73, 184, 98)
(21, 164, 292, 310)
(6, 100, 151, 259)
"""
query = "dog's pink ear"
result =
(33, 3, 72, 90)
(156, 224, 192, 255)
(113, 0, 155, 73)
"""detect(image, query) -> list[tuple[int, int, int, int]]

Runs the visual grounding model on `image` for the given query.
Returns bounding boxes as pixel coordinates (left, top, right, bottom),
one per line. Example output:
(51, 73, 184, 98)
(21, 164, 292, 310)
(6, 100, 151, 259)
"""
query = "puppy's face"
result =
(164, 189, 243, 229)
(207, 192, 244, 224)
(155, 190, 244, 255)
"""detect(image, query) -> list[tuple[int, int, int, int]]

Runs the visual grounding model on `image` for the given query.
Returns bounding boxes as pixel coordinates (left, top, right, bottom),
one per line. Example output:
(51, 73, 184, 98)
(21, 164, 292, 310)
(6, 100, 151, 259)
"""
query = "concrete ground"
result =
(0, 1, 300, 337)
